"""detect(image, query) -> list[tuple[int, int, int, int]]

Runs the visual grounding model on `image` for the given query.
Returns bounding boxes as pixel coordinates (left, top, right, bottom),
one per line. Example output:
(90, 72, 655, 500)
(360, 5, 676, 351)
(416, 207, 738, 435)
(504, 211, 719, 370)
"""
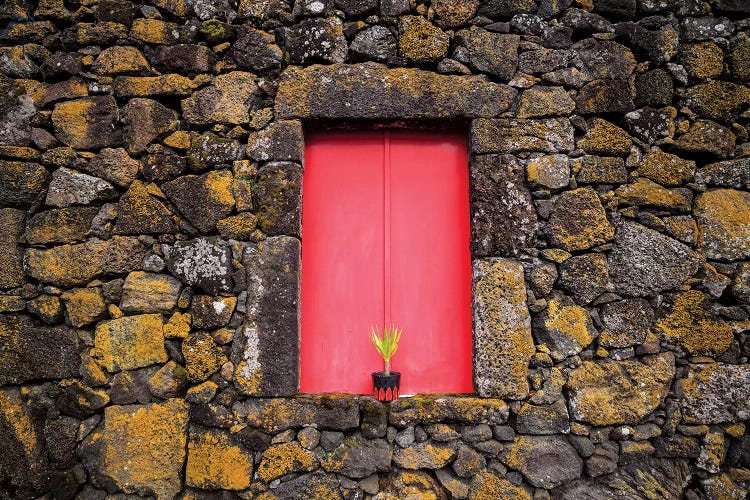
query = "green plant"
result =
(370, 325, 402, 376)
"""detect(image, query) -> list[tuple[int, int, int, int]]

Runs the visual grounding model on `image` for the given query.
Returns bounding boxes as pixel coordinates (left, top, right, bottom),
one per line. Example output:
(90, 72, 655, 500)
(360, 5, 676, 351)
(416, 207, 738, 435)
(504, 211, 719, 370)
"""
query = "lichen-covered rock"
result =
(165, 237, 233, 294)
(525, 154, 570, 190)
(113, 74, 198, 98)
(680, 42, 723, 80)
(61, 286, 106, 327)
(80, 399, 189, 499)
(185, 427, 252, 490)
(285, 17, 347, 65)
(86, 147, 140, 187)
(147, 361, 188, 399)
(471, 118, 574, 154)
(430, 0, 477, 27)
(235, 395, 360, 433)
(394, 441, 456, 469)
(276, 63, 515, 119)
(469, 471, 531, 500)
(608, 221, 702, 296)
(471, 155, 537, 257)
(694, 189, 750, 261)
(123, 98, 178, 154)
(501, 435, 583, 488)
(190, 295, 236, 329)
(351, 25, 397, 61)
(256, 472, 341, 500)
(389, 395, 508, 427)
(398, 15, 449, 63)
(567, 353, 675, 425)
(0, 315, 80, 385)
(518, 85, 575, 118)
(229, 27, 282, 72)
(472, 258, 534, 399)
(162, 170, 235, 234)
(120, 271, 182, 314)
(93, 314, 167, 372)
(559, 253, 609, 305)
(547, 187, 614, 252)
(114, 180, 181, 234)
(685, 80, 750, 122)
(599, 298, 653, 348)
(638, 149, 695, 187)
(455, 27, 519, 80)
(182, 71, 260, 125)
(234, 237, 299, 396)
(187, 132, 245, 169)
(91, 45, 150, 75)
(254, 161, 302, 237)
(0, 387, 50, 498)
(51, 96, 119, 150)
(150, 43, 217, 74)
(45, 167, 116, 207)
(654, 290, 733, 356)
(615, 178, 692, 212)
(0, 208, 24, 289)
(183, 331, 228, 382)
(516, 400, 570, 435)
(257, 442, 318, 482)
(25, 236, 147, 287)
(696, 158, 750, 190)
(321, 435, 392, 478)
(533, 294, 596, 356)
(247, 120, 303, 162)
(677, 363, 750, 424)
(578, 118, 632, 156)
(672, 119, 736, 159)
(131, 17, 197, 45)
(624, 107, 675, 144)
(576, 79, 634, 114)
(0, 75, 35, 147)
(217, 212, 258, 239)
(575, 38, 636, 80)
(0, 160, 49, 208)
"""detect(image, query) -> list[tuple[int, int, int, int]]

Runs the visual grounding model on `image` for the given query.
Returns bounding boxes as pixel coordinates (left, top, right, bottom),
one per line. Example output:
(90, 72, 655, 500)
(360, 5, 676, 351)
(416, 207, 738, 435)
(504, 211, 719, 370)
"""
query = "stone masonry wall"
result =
(1, 0, 750, 499)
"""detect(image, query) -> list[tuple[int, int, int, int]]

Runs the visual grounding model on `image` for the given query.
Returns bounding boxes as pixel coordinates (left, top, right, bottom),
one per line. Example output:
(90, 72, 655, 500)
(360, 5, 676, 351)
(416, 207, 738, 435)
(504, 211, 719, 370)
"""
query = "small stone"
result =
(471, 118, 574, 154)
(182, 72, 260, 125)
(578, 118, 632, 156)
(94, 314, 167, 372)
(533, 294, 596, 357)
(399, 16, 449, 63)
(257, 443, 317, 482)
(298, 427, 320, 450)
(500, 435, 582, 488)
(186, 380, 218, 404)
(431, 0, 478, 27)
(229, 27, 282, 72)
(114, 180, 181, 235)
(696, 158, 750, 190)
(680, 16, 734, 42)
(190, 295, 236, 329)
(92, 46, 150, 76)
(547, 187, 614, 252)
(285, 17, 347, 65)
(586, 441, 618, 477)
(599, 298, 653, 348)
(216, 212, 258, 240)
(120, 271, 182, 315)
(575, 38, 635, 80)
(255, 162, 302, 237)
(86, 148, 140, 187)
(165, 237, 233, 294)
(518, 48, 570, 74)
(677, 363, 750, 424)
(162, 170, 235, 234)
(247, 120, 303, 162)
(681, 42, 723, 80)
(151, 44, 217, 74)
(131, 18, 196, 45)
(615, 178, 692, 212)
(571, 155, 627, 184)
(45, 168, 115, 208)
(0, 161, 49, 208)
(61, 287, 106, 328)
(455, 27, 519, 80)
(183, 331, 228, 382)
(321, 435, 392, 478)
(123, 98, 178, 154)
(187, 132, 245, 170)
(147, 360, 188, 399)
(452, 443, 486, 478)
(393, 441, 456, 469)
(351, 25, 397, 61)
(576, 79, 634, 114)
(516, 400, 570, 435)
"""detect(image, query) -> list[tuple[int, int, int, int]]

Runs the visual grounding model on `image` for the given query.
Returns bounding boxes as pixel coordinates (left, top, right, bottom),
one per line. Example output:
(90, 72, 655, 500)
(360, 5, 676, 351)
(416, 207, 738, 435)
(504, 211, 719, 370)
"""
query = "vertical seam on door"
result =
(383, 130, 391, 327)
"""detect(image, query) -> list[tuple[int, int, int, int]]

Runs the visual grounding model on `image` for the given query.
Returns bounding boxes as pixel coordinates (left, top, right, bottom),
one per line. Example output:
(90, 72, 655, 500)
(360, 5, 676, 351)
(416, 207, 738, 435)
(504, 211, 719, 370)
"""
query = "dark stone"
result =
(636, 69, 673, 107)
(547, 187, 614, 252)
(45, 168, 116, 208)
(654, 435, 700, 458)
(150, 44, 217, 74)
(254, 162, 302, 237)
(0, 315, 80, 385)
(560, 8, 613, 36)
(614, 23, 679, 64)
(183, 332, 228, 382)
(680, 17, 734, 42)
(114, 180, 181, 235)
(0, 208, 24, 289)
(455, 28, 519, 80)
(235, 427, 272, 451)
(350, 25, 397, 61)
(571, 155, 627, 184)
(266, 472, 341, 499)
(625, 107, 675, 144)
(86, 148, 140, 188)
(123, 98, 178, 154)
(389, 395, 509, 427)
(676, 363, 750, 424)
(533, 293, 596, 356)
(686, 81, 750, 123)
(190, 295, 236, 329)
(576, 79, 634, 114)
(593, 0, 636, 18)
(191, 403, 235, 429)
(696, 158, 750, 190)
(56, 380, 109, 419)
(142, 148, 187, 182)
(0, 161, 49, 208)
(461, 424, 493, 443)
(500, 435, 583, 488)
(51, 96, 120, 150)
(275, 63, 516, 120)
(599, 298, 653, 348)
(285, 17, 347, 65)
(96, 0, 137, 24)
(472, 118, 574, 155)
(586, 441, 619, 478)
(229, 27, 283, 72)
(559, 253, 609, 304)
(247, 121, 303, 162)
(574, 39, 635, 80)
(470, 155, 537, 257)
(320, 430, 345, 451)
(321, 436, 392, 478)
(41, 52, 83, 80)
(515, 400, 570, 435)
(110, 371, 151, 405)
(233, 237, 300, 396)
(235, 395, 359, 432)
(608, 221, 702, 297)
(671, 119, 736, 159)
(517, 48, 570, 74)
(0, 75, 34, 146)
(542, 25, 573, 48)
(716, 0, 750, 12)
(360, 398, 388, 439)
(165, 237, 234, 294)
(187, 132, 245, 170)
(452, 444, 486, 478)
(162, 171, 235, 234)
(45, 416, 80, 470)
(335, 0, 377, 16)
(477, 0, 537, 18)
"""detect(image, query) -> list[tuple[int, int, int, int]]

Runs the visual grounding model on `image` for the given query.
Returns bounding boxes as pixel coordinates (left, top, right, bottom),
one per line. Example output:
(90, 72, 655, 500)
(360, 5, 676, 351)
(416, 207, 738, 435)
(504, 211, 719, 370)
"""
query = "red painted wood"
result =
(300, 130, 473, 394)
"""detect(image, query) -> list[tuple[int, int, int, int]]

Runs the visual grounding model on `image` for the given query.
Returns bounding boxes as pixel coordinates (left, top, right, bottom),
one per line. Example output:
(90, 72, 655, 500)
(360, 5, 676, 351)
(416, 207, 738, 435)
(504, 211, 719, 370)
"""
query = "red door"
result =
(300, 130, 473, 395)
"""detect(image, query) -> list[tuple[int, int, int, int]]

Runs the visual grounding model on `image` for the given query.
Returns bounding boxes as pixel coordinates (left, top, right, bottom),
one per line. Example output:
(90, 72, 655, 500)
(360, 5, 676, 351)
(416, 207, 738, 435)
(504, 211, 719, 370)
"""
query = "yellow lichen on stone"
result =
(0, 388, 43, 459)
(163, 130, 192, 149)
(61, 286, 106, 328)
(638, 149, 695, 186)
(94, 399, 189, 499)
(616, 178, 692, 211)
(257, 442, 317, 482)
(399, 16, 449, 62)
(217, 212, 258, 239)
(654, 290, 733, 355)
(51, 100, 98, 146)
(164, 311, 191, 339)
(185, 428, 253, 491)
(578, 118, 632, 156)
(393, 442, 456, 469)
(113, 74, 197, 97)
(469, 471, 531, 500)
(695, 189, 750, 261)
(131, 18, 175, 44)
(681, 42, 723, 80)
(205, 169, 236, 207)
(94, 313, 167, 372)
(542, 296, 595, 354)
(92, 46, 150, 75)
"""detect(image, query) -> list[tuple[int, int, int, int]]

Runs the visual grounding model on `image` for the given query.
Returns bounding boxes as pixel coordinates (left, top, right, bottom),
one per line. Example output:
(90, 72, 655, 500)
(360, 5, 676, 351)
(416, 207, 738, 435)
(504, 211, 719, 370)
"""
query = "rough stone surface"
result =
(472, 118, 575, 154)
(0, 161, 49, 209)
(123, 98, 178, 154)
(321, 436, 392, 478)
(456, 28, 519, 80)
(608, 221, 702, 296)
(285, 17, 347, 65)
(182, 71, 260, 125)
(501, 435, 583, 488)
(51, 96, 119, 150)
(547, 187, 614, 252)
(185, 427, 253, 490)
(162, 170, 235, 234)
(254, 162, 302, 237)
(0, 208, 25, 289)
(114, 180, 181, 235)
(233, 237, 300, 396)
(472, 258, 534, 399)
(120, 271, 182, 314)
(533, 294, 596, 357)
(694, 189, 750, 261)
(599, 298, 653, 348)
(276, 63, 516, 119)
(165, 237, 233, 294)
(567, 353, 675, 425)
(235, 395, 360, 433)
(677, 363, 750, 424)
(94, 314, 168, 372)
(389, 396, 509, 427)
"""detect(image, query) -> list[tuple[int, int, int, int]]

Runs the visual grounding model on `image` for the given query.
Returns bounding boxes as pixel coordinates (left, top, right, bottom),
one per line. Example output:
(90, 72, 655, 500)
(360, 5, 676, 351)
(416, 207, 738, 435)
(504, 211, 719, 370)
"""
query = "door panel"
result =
(300, 130, 472, 394)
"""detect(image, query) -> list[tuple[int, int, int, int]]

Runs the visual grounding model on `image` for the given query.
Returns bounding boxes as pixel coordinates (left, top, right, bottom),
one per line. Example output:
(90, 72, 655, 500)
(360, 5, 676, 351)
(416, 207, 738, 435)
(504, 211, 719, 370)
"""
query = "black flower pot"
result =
(372, 371, 400, 402)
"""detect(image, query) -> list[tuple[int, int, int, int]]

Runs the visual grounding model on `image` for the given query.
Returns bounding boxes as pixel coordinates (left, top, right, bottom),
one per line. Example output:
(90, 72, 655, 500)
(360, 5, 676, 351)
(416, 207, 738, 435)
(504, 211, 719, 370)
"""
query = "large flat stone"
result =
(233, 236, 300, 396)
(677, 363, 750, 424)
(567, 353, 675, 426)
(389, 395, 509, 427)
(472, 258, 534, 399)
(80, 399, 189, 499)
(234, 395, 360, 433)
(0, 315, 80, 385)
(93, 314, 168, 372)
(471, 118, 575, 154)
(275, 63, 515, 119)
(501, 435, 583, 488)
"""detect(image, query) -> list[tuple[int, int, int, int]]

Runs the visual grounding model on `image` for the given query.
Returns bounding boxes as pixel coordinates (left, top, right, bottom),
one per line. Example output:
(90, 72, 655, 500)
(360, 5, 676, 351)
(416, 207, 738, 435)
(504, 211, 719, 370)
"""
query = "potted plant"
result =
(370, 325, 402, 402)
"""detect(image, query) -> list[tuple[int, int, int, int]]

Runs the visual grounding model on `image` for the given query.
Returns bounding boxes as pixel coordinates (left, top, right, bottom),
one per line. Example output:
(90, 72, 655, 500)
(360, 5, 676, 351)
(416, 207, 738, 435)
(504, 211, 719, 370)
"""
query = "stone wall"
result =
(1, 0, 750, 498)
